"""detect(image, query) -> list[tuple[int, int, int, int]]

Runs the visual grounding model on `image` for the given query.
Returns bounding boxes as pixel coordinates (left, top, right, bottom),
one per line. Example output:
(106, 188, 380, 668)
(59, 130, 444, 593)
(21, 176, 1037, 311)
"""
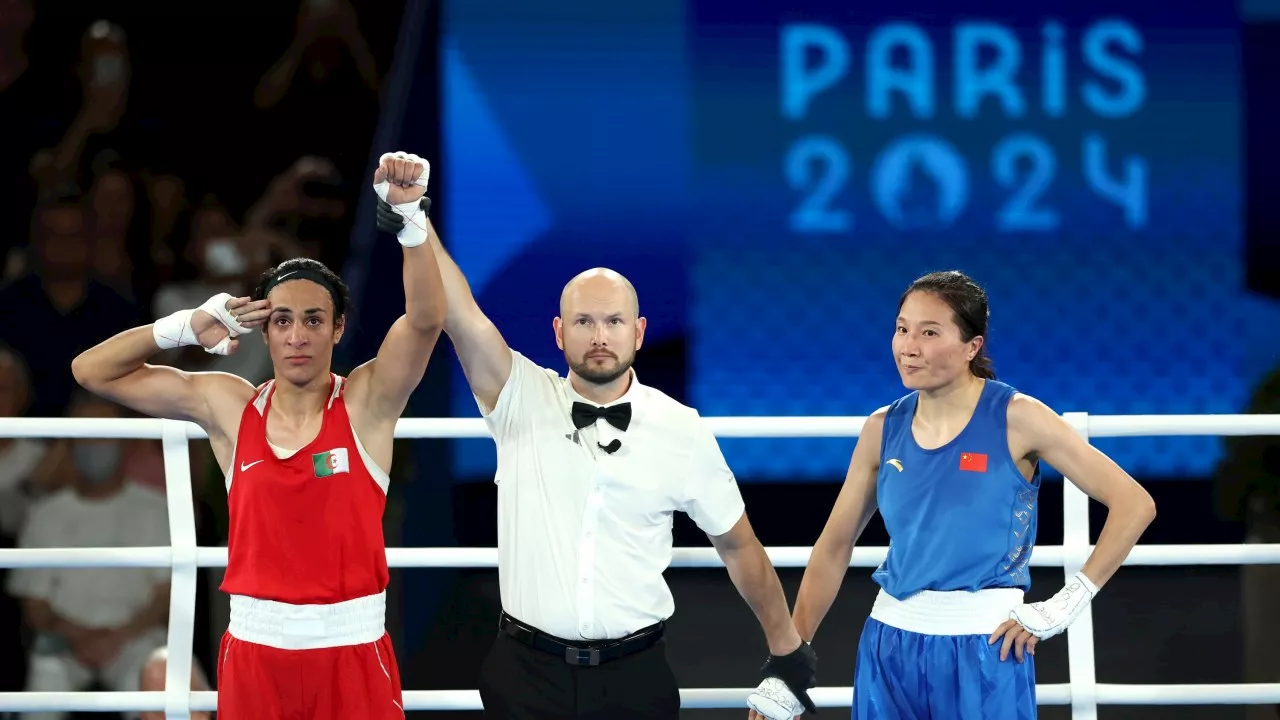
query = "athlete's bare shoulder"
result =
(1004, 391, 1073, 464)
(189, 371, 258, 442)
(1005, 392, 1057, 434)
(861, 404, 891, 443)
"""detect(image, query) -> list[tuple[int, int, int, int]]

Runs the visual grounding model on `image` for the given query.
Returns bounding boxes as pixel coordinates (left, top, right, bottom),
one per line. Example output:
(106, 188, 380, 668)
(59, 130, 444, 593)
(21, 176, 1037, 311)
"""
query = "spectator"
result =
(253, 0, 379, 113)
(139, 172, 187, 284)
(0, 0, 37, 273)
(0, 0, 33, 93)
(151, 193, 274, 385)
(239, 155, 345, 270)
(87, 164, 137, 299)
(137, 647, 210, 720)
(28, 20, 132, 199)
(6, 391, 169, 720)
(0, 344, 54, 698)
(0, 194, 140, 417)
(117, 410, 167, 497)
(251, 0, 380, 264)
(0, 345, 56, 540)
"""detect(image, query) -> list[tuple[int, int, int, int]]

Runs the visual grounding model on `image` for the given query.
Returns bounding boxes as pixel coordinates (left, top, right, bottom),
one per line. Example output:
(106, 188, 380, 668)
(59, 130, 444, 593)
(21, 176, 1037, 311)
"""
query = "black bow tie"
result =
(571, 401, 632, 432)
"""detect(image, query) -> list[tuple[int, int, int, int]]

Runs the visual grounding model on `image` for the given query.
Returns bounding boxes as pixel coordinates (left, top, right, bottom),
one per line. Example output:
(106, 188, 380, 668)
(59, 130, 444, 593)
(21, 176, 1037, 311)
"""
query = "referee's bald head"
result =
(559, 268, 639, 320)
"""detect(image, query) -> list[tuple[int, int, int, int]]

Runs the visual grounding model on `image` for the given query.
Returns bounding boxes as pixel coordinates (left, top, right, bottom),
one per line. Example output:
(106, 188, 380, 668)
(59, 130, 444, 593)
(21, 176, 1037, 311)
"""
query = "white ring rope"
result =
(0, 413, 1277, 718)
(6, 413, 1280, 440)
(7, 543, 1280, 570)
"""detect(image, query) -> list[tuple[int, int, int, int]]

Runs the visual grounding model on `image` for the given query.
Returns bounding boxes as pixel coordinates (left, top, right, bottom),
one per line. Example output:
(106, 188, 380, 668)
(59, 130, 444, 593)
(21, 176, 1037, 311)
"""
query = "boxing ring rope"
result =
(1, 415, 1279, 718)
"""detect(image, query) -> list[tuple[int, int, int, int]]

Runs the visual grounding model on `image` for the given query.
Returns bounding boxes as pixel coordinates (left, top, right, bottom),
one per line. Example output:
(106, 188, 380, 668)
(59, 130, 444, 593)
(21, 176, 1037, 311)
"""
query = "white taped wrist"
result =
(389, 200, 428, 247)
(1072, 570, 1099, 596)
(153, 309, 198, 350)
(1010, 570, 1098, 641)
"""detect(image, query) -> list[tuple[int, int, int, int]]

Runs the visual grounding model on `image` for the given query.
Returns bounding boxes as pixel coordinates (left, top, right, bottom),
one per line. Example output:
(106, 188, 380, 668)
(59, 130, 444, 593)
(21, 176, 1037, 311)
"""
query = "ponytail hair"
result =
(970, 350, 996, 380)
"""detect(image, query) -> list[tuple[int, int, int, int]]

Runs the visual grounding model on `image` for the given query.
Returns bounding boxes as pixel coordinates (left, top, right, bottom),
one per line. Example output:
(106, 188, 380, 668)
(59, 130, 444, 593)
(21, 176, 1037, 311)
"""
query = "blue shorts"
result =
(853, 591, 1037, 719)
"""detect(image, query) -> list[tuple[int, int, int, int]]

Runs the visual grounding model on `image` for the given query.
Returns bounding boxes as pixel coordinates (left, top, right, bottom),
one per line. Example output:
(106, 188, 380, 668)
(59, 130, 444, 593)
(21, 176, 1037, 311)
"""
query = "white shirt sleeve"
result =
(474, 350, 544, 443)
(679, 419, 746, 537)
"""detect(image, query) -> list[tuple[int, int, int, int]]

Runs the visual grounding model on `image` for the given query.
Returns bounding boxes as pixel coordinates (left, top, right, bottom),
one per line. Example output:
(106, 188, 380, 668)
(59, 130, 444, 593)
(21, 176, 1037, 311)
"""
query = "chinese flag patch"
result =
(959, 452, 988, 473)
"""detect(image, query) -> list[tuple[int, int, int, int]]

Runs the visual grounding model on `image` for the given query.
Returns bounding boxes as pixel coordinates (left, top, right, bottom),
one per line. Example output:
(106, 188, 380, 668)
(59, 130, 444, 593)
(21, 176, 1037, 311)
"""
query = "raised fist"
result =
(373, 154, 427, 206)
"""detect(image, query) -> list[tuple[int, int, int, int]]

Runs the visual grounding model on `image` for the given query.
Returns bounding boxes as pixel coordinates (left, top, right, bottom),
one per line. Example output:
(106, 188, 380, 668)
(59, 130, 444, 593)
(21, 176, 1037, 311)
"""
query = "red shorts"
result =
(216, 630, 404, 720)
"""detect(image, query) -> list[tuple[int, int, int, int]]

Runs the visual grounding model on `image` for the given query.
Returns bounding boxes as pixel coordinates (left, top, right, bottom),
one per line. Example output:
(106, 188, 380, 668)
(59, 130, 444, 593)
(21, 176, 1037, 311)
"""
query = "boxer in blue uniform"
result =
(753, 271, 1157, 720)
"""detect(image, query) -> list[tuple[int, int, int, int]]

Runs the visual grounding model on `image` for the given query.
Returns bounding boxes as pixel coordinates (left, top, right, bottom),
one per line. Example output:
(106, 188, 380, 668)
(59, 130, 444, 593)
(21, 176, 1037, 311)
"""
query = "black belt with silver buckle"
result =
(498, 612, 664, 666)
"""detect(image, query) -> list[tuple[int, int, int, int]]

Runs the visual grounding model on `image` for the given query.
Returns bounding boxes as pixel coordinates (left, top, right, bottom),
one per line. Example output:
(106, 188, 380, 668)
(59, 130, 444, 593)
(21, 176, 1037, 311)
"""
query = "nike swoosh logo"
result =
(240, 460, 264, 472)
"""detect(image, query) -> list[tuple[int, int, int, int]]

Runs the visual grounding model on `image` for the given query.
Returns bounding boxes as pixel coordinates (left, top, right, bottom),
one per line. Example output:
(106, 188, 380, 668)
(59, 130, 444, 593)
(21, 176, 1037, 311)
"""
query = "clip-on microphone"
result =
(597, 439, 622, 455)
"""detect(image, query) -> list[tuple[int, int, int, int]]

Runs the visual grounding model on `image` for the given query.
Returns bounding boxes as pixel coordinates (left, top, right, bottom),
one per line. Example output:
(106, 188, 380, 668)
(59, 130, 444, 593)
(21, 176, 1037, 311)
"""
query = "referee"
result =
(376, 202, 817, 719)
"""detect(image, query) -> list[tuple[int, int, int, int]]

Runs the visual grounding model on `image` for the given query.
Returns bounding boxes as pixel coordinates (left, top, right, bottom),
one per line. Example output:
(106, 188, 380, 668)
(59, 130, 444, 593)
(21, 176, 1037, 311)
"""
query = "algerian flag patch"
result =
(312, 448, 350, 478)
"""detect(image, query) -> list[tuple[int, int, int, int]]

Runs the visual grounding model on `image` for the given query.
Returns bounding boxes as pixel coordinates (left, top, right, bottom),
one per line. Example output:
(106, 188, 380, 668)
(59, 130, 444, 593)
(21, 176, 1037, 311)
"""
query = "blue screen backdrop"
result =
(439, 0, 1270, 481)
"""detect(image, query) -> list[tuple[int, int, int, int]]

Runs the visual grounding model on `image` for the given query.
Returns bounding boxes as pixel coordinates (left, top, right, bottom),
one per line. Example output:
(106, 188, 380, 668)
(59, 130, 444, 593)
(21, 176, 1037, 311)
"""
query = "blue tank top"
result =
(871, 380, 1041, 600)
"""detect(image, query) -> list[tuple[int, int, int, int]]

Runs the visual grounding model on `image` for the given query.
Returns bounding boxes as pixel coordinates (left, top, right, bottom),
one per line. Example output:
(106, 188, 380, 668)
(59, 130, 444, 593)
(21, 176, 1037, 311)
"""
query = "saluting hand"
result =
(192, 296, 271, 354)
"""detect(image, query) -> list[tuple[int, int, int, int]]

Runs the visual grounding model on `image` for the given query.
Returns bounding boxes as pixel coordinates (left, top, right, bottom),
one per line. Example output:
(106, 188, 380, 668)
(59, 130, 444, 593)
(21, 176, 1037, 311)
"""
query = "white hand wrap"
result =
(747, 677, 806, 720)
(151, 293, 252, 356)
(1009, 570, 1099, 641)
(372, 151, 431, 248)
(152, 310, 198, 351)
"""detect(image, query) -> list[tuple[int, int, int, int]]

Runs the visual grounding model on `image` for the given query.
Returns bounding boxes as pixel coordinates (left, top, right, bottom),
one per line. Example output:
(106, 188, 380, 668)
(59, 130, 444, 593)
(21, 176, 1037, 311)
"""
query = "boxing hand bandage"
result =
(749, 641, 818, 717)
(375, 197, 430, 236)
(372, 151, 430, 248)
(152, 293, 252, 356)
(1008, 570, 1099, 641)
(748, 678, 807, 720)
(152, 309, 198, 351)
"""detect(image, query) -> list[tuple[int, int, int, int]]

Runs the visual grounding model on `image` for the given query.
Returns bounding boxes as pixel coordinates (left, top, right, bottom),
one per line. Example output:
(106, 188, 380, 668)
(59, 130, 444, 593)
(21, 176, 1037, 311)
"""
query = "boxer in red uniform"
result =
(70, 151, 443, 719)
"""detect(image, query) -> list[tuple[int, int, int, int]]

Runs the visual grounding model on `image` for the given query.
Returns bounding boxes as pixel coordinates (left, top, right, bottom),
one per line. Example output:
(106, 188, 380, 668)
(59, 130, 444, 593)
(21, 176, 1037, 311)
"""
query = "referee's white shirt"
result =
(478, 350, 747, 642)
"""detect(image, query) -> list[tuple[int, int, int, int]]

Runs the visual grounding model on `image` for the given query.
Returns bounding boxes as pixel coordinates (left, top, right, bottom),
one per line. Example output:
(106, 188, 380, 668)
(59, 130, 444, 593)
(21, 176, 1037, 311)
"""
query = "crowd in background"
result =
(0, 1, 402, 715)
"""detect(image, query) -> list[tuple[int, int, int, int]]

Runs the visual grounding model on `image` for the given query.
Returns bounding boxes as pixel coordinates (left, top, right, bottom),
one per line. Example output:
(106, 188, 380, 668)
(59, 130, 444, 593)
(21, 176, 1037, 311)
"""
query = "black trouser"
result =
(478, 622, 681, 719)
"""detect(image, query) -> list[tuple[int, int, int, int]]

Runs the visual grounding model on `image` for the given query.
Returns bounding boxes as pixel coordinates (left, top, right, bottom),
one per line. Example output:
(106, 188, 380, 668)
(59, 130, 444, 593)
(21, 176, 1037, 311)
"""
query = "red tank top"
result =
(219, 375, 390, 604)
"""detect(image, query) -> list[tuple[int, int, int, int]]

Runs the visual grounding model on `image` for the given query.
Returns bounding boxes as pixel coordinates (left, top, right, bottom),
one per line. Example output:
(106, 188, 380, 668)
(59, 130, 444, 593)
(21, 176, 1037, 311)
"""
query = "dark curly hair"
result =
(251, 258, 350, 320)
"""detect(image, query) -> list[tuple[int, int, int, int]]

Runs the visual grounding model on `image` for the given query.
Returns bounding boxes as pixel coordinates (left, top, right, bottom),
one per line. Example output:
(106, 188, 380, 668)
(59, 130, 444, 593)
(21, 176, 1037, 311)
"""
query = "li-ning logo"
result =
(886, 459, 903, 472)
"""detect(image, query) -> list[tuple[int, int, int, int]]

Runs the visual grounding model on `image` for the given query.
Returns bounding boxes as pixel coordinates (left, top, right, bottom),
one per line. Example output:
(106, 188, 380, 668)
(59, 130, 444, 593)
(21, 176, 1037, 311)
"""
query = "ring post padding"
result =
(1061, 412, 1098, 720)
(161, 419, 198, 720)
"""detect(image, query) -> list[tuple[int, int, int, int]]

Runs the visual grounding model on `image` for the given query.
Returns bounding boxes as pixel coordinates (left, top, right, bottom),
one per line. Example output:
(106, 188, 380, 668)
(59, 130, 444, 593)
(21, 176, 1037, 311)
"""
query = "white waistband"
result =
(869, 587, 1023, 636)
(228, 591, 386, 650)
